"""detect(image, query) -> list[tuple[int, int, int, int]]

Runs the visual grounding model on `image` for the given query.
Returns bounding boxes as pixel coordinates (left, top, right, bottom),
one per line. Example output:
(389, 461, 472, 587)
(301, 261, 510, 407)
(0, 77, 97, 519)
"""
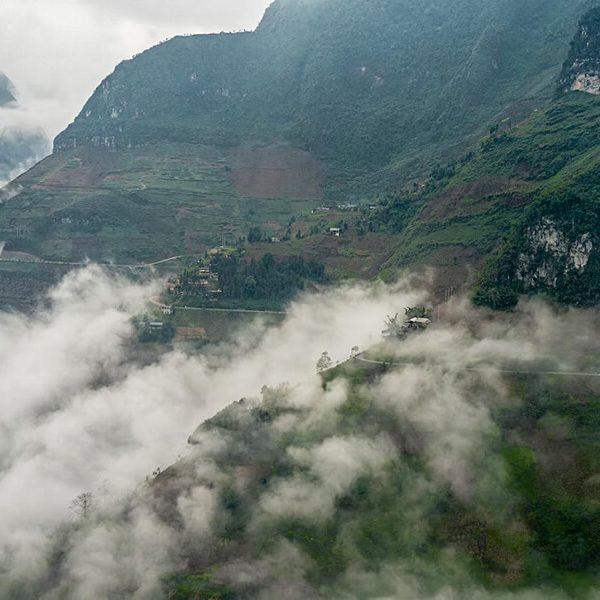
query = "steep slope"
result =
(0, 73, 16, 106)
(369, 7, 600, 307)
(0, 0, 598, 309)
(55, 0, 592, 180)
(378, 91, 600, 307)
(559, 6, 600, 94)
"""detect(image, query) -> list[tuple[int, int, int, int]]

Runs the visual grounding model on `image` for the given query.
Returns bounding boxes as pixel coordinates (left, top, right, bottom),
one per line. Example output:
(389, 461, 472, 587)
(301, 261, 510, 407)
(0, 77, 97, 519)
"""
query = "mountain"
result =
(0, 0, 593, 267)
(349, 5, 599, 308)
(54, 0, 594, 185)
(0, 72, 17, 106)
(1, 0, 600, 311)
(559, 6, 600, 94)
(0, 72, 50, 187)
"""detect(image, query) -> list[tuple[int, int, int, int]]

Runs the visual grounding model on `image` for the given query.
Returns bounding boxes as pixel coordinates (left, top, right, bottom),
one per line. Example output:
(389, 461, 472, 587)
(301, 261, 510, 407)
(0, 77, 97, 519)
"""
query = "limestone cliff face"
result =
(559, 8, 600, 95)
(516, 218, 595, 290)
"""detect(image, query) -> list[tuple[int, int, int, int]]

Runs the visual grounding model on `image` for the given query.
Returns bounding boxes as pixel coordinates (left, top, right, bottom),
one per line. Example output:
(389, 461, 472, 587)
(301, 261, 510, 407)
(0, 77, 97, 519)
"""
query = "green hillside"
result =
(56, 0, 593, 188)
(374, 91, 600, 307)
(1, 0, 599, 308)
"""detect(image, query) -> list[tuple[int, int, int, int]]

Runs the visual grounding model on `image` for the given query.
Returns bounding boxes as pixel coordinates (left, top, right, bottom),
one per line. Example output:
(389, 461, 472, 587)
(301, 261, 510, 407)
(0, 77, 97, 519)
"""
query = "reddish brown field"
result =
(228, 145, 324, 199)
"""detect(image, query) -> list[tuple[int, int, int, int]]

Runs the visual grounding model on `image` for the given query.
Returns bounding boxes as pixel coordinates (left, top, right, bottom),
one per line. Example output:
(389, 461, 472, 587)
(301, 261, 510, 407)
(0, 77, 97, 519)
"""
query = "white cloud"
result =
(0, 0, 272, 140)
(0, 266, 424, 593)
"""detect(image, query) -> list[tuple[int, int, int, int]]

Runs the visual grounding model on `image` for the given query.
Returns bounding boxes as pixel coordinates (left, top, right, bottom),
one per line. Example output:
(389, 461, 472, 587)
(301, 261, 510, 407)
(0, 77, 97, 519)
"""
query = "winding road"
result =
(355, 355, 600, 379)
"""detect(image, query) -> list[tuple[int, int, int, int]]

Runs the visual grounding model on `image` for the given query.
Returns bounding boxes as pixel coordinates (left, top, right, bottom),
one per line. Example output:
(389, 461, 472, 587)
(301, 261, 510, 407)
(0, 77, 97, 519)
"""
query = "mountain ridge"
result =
(54, 0, 593, 189)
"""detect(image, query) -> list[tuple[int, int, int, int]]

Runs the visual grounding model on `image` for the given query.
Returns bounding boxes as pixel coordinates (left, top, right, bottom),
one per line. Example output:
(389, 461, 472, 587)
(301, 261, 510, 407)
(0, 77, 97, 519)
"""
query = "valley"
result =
(1, 2, 600, 599)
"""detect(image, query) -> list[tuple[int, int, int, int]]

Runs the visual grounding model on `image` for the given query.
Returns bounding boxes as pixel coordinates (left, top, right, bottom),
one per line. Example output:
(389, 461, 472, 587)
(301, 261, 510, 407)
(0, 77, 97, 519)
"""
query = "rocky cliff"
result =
(559, 7, 600, 95)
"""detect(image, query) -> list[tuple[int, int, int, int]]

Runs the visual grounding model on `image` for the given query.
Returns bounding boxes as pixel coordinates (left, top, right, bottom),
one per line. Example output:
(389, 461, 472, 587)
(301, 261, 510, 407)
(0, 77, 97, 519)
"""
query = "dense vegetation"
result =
(211, 252, 326, 302)
(55, 0, 591, 193)
(161, 363, 600, 599)
(466, 93, 600, 308)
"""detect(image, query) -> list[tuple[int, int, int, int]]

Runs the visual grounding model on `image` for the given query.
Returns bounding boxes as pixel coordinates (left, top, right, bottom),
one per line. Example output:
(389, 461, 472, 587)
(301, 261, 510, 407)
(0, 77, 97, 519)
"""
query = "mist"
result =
(0, 0, 272, 143)
(0, 266, 598, 598)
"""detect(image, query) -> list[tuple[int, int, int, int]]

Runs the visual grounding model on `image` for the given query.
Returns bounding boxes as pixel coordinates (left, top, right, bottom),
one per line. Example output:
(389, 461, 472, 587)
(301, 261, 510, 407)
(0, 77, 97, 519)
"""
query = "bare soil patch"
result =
(229, 145, 324, 199)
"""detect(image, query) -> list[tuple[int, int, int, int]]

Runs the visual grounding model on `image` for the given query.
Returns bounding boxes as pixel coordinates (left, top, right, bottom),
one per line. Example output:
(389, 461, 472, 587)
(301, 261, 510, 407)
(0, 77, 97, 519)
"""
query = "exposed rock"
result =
(516, 218, 594, 290)
(571, 72, 600, 95)
(559, 7, 600, 95)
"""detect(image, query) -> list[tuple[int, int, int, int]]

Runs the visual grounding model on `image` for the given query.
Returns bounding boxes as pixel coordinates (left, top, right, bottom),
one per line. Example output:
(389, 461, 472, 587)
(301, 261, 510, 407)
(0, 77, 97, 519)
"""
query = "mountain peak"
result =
(0, 72, 17, 107)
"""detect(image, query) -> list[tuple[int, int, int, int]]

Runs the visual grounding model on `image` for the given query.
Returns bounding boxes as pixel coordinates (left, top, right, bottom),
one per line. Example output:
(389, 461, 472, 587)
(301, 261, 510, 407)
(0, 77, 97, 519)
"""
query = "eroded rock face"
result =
(571, 72, 600, 95)
(559, 8, 600, 95)
(516, 218, 594, 289)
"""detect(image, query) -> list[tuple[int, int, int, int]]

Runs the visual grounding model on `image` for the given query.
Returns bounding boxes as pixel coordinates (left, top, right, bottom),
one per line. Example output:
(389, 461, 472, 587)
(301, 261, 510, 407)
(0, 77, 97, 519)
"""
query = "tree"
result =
(70, 492, 95, 518)
(382, 314, 404, 338)
(316, 351, 333, 372)
(350, 346, 360, 358)
(247, 226, 263, 244)
(244, 275, 257, 297)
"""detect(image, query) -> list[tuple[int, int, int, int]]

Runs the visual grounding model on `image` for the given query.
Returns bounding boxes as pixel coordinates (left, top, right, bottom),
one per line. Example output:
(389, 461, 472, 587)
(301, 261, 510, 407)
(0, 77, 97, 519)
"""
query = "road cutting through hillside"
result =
(148, 297, 285, 316)
(355, 354, 600, 378)
(0, 253, 188, 268)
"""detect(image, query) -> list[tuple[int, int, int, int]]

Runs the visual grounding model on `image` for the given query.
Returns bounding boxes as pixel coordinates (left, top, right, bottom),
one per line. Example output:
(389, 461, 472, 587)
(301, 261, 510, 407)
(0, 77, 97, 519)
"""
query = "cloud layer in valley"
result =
(0, 266, 424, 596)
(0, 266, 599, 598)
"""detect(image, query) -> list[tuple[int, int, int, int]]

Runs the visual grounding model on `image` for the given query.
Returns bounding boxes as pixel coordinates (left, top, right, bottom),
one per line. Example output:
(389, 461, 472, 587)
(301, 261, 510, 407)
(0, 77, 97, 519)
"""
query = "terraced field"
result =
(0, 143, 324, 264)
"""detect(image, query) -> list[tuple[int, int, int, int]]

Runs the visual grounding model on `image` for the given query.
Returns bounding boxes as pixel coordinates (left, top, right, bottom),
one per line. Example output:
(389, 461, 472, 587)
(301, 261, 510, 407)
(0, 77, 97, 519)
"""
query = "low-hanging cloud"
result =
(0, 265, 425, 596)
(0, 265, 599, 598)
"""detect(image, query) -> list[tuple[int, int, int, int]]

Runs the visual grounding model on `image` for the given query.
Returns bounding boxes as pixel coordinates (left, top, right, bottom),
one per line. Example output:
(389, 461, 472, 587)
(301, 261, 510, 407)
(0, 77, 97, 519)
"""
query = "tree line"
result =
(211, 252, 327, 301)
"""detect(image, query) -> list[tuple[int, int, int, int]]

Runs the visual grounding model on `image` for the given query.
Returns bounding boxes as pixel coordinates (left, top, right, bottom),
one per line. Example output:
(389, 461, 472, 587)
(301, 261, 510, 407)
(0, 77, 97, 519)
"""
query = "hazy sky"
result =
(0, 0, 272, 140)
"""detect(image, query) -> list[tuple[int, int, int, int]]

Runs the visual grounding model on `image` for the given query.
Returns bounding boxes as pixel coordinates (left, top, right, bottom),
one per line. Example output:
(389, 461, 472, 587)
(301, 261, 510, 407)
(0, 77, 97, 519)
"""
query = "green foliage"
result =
(54, 0, 591, 194)
(211, 252, 326, 302)
(163, 573, 236, 600)
(247, 226, 263, 244)
(166, 368, 600, 598)
(137, 321, 176, 344)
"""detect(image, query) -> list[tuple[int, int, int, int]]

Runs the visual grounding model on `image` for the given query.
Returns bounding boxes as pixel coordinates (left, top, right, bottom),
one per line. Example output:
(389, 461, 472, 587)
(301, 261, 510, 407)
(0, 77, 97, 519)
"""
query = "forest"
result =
(211, 253, 327, 302)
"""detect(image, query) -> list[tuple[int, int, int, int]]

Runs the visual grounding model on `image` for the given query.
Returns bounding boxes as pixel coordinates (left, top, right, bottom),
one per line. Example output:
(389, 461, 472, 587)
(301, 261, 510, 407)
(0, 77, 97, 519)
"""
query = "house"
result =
(329, 227, 341, 237)
(149, 322, 164, 330)
(161, 305, 174, 316)
(270, 237, 281, 243)
(405, 317, 431, 329)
